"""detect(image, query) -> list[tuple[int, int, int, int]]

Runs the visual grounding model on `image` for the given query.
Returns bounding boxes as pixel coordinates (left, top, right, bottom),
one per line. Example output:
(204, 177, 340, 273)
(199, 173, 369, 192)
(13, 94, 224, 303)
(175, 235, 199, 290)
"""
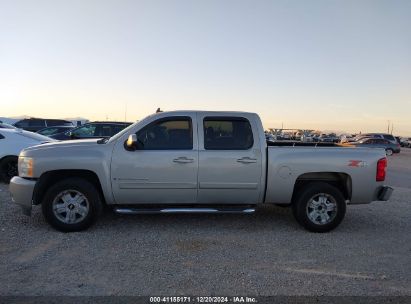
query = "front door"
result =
(111, 115, 198, 204)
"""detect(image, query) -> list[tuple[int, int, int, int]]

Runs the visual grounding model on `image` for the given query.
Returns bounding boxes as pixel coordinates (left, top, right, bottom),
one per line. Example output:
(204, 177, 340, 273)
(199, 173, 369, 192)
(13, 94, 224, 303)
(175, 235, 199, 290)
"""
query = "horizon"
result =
(0, 111, 404, 136)
(1, 0, 410, 136)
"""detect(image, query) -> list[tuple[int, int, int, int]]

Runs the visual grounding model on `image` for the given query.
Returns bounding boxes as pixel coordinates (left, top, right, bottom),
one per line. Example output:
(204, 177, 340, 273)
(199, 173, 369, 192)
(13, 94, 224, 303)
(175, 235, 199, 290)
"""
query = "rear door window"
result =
(97, 125, 113, 137)
(203, 117, 253, 150)
(113, 124, 128, 134)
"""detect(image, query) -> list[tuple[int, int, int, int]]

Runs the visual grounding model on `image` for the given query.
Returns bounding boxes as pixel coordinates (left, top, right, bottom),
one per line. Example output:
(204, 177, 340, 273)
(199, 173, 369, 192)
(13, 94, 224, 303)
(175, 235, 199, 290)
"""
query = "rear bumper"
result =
(9, 176, 36, 216)
(377, 186, 394, 201)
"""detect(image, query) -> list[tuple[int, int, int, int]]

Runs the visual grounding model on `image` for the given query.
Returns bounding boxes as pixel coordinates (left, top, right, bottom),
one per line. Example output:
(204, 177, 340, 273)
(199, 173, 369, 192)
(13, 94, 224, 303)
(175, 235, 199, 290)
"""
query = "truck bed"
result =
(267, 140, 340, 147)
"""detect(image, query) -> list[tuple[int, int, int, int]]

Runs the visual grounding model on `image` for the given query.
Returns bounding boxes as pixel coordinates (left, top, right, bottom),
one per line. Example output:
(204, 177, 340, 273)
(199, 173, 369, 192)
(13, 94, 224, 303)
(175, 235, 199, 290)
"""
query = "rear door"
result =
(197, 113, 263, 204)
(111, 115, 198, 205)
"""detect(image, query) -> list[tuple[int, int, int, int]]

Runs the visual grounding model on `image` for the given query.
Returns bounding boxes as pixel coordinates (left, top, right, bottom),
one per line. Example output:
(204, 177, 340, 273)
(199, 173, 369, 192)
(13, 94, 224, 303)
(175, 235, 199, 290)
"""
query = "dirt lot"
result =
(0, 150, 410, 296)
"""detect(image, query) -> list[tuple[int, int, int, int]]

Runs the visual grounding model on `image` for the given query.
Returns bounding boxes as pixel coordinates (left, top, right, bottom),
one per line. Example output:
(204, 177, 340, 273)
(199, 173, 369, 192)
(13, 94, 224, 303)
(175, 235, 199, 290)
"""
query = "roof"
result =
(88, 121, 132, 124)
(153, 110, 256, 115)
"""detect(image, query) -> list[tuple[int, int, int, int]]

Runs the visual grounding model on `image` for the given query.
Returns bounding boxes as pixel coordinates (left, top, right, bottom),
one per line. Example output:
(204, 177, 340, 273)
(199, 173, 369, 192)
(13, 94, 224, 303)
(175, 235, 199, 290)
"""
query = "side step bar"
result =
(114, 207, 256, 215)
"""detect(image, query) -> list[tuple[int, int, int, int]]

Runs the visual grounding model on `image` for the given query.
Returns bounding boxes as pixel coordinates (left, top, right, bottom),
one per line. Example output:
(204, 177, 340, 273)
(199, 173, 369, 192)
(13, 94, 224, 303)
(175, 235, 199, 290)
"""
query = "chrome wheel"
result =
(306, 193, 338, 225)
(52, 190, 90, 224)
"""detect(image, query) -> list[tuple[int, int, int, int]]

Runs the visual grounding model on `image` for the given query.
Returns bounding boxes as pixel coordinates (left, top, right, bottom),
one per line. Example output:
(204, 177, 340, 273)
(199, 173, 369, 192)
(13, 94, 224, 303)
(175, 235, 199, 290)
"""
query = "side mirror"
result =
(126, 134, 137, 150)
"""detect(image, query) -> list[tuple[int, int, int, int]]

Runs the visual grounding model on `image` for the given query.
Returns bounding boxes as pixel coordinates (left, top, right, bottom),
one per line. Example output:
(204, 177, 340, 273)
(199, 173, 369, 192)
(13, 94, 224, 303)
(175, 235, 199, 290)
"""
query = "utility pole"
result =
(124, 102, 127, 122)
(387, 120, 390, 133)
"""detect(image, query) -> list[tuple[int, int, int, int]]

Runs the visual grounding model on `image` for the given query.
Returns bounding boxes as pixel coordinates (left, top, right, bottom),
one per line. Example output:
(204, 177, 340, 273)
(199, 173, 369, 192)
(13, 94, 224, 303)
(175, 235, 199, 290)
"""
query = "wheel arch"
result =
(292, 172, 352, 202)
(33, 169, 106, 205)
(0, 155, 18, 163)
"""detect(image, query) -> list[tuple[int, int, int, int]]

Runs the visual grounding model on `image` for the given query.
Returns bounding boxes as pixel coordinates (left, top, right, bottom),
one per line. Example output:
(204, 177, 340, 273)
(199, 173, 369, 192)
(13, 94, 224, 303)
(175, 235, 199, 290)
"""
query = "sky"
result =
(0, 0, 410, 135)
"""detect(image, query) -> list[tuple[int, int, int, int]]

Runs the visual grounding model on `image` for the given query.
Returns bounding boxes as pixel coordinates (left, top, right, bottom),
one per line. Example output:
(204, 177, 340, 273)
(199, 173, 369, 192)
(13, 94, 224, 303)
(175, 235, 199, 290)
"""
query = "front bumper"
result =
(9, 176, 37, 216)
(377, 186, 394, 201)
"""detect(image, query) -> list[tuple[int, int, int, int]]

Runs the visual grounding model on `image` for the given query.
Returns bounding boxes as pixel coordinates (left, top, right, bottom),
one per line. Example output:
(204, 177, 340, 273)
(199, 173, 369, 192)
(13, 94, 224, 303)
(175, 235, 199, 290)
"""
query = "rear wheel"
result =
(385, 149, 393, 156)
(0, 156, 18, 183)
(292, 182, 346, 232)
(41, 178, 103, 232)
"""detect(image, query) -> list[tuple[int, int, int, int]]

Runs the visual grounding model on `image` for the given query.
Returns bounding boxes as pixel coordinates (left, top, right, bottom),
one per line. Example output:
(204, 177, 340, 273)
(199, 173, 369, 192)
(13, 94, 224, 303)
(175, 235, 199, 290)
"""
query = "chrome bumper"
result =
(377, 186, 394, 201)
(9, 176, 36, 216)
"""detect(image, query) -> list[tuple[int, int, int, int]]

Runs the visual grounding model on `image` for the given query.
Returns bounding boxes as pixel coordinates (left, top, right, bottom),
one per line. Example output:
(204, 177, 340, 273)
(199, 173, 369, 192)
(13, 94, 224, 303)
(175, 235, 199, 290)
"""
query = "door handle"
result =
(237, 157, 257, 164)
(173, 157, 194, 164)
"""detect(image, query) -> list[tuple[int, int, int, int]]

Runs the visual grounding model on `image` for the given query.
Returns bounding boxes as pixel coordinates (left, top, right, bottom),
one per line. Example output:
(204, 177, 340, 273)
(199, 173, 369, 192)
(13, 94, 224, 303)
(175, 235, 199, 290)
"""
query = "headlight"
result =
(19, 157, 33, 178)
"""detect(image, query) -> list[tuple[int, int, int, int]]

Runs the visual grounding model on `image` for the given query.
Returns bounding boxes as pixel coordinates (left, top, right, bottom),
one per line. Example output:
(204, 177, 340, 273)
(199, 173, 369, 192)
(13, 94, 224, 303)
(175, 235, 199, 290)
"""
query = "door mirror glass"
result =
(126, 134, 137, 149)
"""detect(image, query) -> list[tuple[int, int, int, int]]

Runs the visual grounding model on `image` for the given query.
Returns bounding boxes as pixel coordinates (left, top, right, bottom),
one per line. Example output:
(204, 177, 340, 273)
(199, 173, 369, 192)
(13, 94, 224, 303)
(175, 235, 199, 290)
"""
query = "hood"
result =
(21, 138, 103, 156)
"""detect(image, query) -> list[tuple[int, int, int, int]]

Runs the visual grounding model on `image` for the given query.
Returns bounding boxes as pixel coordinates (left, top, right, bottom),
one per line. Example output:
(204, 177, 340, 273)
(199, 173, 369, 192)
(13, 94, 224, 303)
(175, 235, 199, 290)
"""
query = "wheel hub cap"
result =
(52, 190, 90, 224)
(306, 193, 338, 225)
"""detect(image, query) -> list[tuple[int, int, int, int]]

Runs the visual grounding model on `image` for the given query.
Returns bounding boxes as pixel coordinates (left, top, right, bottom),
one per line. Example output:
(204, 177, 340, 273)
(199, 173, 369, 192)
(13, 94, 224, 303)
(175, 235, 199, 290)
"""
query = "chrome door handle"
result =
(237, 157, 257, 164)
(173, 157, 194, 163)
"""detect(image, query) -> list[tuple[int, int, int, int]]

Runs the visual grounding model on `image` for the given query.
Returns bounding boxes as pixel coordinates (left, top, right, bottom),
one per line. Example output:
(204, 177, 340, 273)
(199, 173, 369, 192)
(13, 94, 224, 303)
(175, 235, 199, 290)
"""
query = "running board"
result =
(114, 207, 256, 215)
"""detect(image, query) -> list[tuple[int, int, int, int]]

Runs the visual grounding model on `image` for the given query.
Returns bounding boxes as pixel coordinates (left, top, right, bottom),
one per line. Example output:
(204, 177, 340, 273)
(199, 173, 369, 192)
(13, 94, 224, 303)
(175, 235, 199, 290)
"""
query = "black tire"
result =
(0, 156, 18, 183)
(292, 182, 346, 233)
(385, 149, 393, 156)
(41, 178, 103, 232)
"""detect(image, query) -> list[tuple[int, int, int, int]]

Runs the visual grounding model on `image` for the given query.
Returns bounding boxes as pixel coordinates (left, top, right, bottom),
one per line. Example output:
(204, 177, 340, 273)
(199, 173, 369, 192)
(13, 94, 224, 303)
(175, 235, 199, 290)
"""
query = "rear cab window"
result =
(203, 117, 254, 150)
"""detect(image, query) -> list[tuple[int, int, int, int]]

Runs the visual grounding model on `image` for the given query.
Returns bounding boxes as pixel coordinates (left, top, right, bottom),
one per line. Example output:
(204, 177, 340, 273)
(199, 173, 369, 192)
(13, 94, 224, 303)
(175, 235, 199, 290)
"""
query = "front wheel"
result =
(0, 156, 18, 183)
(385, 149, 393, 156)
(292, 182, 346, 232)
(42, 178, 103, 232)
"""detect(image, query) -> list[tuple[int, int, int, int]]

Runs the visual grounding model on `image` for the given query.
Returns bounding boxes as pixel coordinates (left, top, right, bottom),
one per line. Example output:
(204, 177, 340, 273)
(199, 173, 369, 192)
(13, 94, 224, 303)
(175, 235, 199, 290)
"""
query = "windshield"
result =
(19, 130, 55, 142)
(108, 114, 154, 143)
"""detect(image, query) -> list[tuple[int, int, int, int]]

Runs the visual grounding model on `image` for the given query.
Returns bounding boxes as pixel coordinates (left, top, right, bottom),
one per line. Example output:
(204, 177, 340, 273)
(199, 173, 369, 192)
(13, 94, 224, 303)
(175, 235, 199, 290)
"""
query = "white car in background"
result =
(0, 129, 55, 183)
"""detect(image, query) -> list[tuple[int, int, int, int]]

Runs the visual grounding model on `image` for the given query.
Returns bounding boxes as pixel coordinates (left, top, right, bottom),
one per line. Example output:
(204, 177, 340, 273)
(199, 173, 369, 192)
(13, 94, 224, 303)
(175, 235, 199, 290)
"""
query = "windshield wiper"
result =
(97, 137, 109, 144)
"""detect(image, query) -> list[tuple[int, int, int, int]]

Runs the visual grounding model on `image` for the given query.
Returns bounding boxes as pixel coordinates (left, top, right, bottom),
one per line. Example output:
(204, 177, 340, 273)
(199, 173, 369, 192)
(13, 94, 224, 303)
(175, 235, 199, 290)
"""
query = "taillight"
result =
(376, 157, 387, 182)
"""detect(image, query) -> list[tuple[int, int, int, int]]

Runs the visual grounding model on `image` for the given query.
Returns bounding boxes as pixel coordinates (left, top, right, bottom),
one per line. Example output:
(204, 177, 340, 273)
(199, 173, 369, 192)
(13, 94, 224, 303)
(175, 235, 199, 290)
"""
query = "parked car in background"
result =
(0, 129, 55, 183)
(400, 137, 411, 148)
(264, 131, 276, 142)
(50, 121, 132, 140)
(0, 122, 17, 129)
(361, 133, 397, 144)
(349, 138, 401, 155)
(318, 133, 339, 143)
(37, 126, 75, 137)
(13, 118, 74, 132)
(339, 134, 354, 143)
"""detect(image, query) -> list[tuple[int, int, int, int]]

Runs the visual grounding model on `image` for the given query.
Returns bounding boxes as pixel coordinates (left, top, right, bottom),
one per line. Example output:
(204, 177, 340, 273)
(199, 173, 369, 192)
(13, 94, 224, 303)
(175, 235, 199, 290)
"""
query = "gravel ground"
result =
(0, 151, 410, 296)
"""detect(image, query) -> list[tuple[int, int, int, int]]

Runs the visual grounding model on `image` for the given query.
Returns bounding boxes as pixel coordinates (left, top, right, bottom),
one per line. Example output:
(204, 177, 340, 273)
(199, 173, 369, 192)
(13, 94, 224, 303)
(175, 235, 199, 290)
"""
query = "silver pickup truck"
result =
(10, 111, 393, 232)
